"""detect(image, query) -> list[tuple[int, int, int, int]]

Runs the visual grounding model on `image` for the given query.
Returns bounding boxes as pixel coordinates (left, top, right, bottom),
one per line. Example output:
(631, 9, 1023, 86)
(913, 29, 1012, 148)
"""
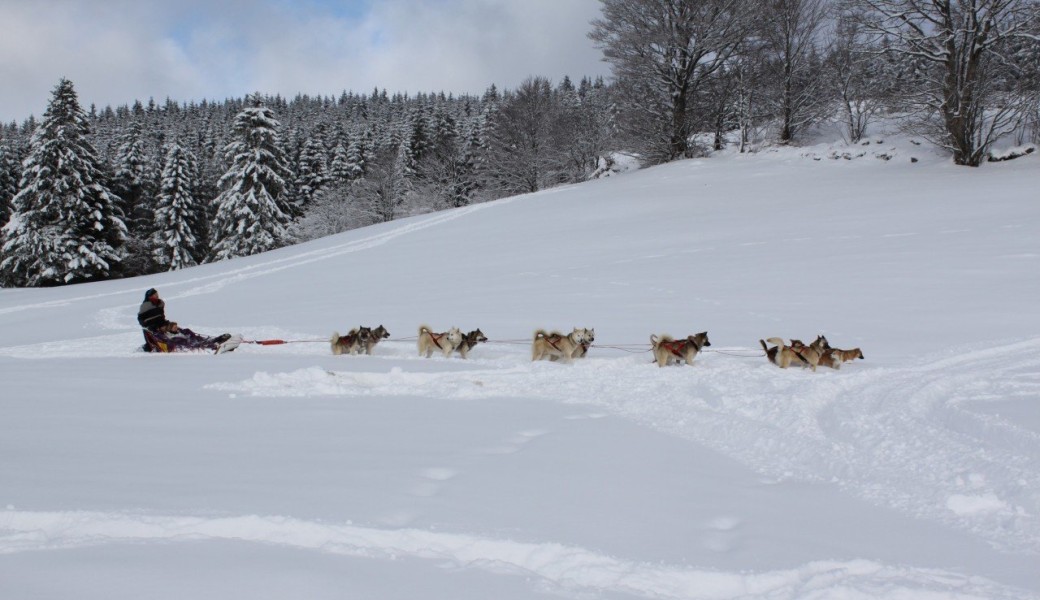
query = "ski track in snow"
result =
(195, 338, 1040, 558)
(0, 509, 1031, 600)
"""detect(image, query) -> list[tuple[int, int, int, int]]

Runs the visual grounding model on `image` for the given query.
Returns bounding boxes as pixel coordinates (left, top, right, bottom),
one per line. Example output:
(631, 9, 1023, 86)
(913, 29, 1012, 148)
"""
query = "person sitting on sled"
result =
(137, 288, 231, 352)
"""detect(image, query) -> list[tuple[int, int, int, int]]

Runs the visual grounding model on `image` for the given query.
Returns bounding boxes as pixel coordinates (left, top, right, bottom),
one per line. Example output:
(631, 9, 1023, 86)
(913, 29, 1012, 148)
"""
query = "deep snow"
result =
(1, 133, 1039, 599)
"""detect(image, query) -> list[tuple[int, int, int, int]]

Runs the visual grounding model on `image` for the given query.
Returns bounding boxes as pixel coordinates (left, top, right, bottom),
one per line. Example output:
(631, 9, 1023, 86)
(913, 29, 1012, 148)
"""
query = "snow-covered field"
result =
(2, 134, 1039, 599)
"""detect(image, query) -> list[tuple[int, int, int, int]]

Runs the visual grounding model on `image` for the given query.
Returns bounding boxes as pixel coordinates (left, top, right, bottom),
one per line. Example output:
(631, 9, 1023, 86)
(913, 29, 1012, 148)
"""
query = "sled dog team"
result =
(330, 325, 864, 370)
(759, 335, 864, 371)
(331, 325, 489, 360)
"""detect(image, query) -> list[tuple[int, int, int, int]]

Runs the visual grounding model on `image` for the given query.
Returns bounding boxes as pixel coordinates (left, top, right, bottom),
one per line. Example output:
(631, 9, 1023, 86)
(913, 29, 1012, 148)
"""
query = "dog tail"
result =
(759, 339, 770, 352)
(765, 337, 786, 347)
(418, 324, 432, 336)
(650, 334, 660, 347)
(534, 329, 550, 340)
(331, 331, 341, 343)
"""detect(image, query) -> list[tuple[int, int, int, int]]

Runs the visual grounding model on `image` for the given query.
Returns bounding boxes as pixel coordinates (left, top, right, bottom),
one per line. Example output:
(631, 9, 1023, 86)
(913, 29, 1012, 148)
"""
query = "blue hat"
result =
(144, 288, 158, 300)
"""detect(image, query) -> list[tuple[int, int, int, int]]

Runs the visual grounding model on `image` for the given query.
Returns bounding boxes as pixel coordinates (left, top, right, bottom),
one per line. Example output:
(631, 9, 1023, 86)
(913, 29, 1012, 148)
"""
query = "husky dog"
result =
(836, 347, 864, 362)
(331, 326, 373, 355)
(455, 328, 488, 359)
(795, 335, 831, 371)
(817, 348, 840, 369)
(760, 337, 809, 369)
(823, 343, 865, 368)
(418, 325, 463, 358)
(650, 332, 711, 367)
(531, 328, 593, 363)
(363, 324, 391, 355)
(571, 328, 595, 359)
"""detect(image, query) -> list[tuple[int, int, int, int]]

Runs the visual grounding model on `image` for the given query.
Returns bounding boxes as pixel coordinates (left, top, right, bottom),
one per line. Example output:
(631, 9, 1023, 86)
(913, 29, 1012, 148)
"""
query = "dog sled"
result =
(143, 329, 242, 354)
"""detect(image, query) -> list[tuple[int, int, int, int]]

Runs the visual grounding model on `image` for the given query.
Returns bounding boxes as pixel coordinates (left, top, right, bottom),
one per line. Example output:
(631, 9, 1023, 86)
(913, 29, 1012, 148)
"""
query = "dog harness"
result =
(424, 329, 447, 350)
(660, 337, 701, 358)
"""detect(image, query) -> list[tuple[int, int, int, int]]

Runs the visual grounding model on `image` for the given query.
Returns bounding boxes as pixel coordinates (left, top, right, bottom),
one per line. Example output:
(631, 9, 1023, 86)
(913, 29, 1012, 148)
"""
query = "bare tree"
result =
(354, 146, 414, 223)
(849, 0, 1040, 165)
(288, 184, 372, 241)
(555, 77, 619, 181)
(827, 11, 888, 142)
(487, 77, 562, 194)
(731, 40, 774, 152)
(759, 0, 832, 142)
(589, 0, 752, 163)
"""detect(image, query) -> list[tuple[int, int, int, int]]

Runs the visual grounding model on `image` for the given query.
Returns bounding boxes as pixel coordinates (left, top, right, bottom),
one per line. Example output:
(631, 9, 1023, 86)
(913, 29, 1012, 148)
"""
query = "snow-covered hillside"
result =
(1, 138, 1039, 600)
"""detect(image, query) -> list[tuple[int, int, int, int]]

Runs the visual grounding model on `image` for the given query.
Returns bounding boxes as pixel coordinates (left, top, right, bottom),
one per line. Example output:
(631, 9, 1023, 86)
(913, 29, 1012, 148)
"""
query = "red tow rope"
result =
(243, 338, 327, 346)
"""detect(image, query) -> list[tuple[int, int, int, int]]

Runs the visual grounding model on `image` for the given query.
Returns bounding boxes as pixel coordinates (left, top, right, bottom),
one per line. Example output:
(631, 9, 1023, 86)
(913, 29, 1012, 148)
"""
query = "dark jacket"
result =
(137, 299, 169, 331)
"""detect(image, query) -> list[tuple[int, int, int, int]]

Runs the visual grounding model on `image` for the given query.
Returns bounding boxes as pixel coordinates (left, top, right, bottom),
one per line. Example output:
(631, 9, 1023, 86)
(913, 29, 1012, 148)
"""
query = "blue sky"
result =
(0, 0, 609, 123)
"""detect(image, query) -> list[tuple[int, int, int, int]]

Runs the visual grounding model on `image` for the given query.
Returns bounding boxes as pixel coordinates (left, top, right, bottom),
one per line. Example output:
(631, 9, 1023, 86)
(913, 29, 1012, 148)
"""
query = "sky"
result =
(0, 0, 611, 124)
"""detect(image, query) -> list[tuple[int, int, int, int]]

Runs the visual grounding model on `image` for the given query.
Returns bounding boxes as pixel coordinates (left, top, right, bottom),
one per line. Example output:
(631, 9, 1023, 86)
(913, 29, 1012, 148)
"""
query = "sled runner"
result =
(214, 334, 244, 354)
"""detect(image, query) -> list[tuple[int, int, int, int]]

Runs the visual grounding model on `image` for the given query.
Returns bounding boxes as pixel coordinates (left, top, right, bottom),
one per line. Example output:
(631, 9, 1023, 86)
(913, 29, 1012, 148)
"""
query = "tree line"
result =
(592, 0, 1040, 165)
(1, 0, 1038, 287)
(0, 76, 615, 286)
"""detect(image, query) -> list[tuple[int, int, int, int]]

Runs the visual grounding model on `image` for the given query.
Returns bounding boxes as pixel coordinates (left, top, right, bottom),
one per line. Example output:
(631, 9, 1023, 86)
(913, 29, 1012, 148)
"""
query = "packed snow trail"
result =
(208, 337, 1040, 556)
(0, 510, 1032, 600)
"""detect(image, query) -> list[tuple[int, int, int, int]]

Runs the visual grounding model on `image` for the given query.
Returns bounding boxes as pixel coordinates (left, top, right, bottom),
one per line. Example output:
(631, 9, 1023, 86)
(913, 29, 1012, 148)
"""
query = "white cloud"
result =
(0, 0, 610, 124)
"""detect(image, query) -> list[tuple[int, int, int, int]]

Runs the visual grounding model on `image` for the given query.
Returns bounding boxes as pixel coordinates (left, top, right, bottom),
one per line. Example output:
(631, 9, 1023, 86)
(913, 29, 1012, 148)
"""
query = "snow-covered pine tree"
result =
(344, 134, 367, 181)
(1, 78, 127, 286)
(153, 142, 201, 270)
(417, 111, 481, 209)
(447, 125, 482, 207)
(294, 133, 329, 207)
(400, 107, 429, 178)
(112, 119, 156, 235)
(208, 94, 293, 261)
(329, 141, 352, 184)
(0, 144, 19, 228)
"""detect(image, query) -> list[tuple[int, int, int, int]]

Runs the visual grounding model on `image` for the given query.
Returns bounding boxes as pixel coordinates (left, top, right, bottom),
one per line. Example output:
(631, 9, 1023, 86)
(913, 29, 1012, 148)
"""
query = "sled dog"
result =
(795, 335, 831, 371)
(455, 328, 488, 359)
(571, 328, 595, 359)
(531, 328, 593, 363)
(650, 332, 711, 367)
(363, 324, 391, 355)
(816, 348, 840, 369)
(761, 337, 809, 369)
(823, 343, 865, 368)
(330, 326, 373, 356)
(836, 347, 864, 362)
(418, 325, 463, 358)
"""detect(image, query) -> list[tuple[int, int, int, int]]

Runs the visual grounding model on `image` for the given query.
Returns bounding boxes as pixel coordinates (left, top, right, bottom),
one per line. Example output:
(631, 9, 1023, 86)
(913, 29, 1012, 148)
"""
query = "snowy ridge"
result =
(0, 509, 1029, 600)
